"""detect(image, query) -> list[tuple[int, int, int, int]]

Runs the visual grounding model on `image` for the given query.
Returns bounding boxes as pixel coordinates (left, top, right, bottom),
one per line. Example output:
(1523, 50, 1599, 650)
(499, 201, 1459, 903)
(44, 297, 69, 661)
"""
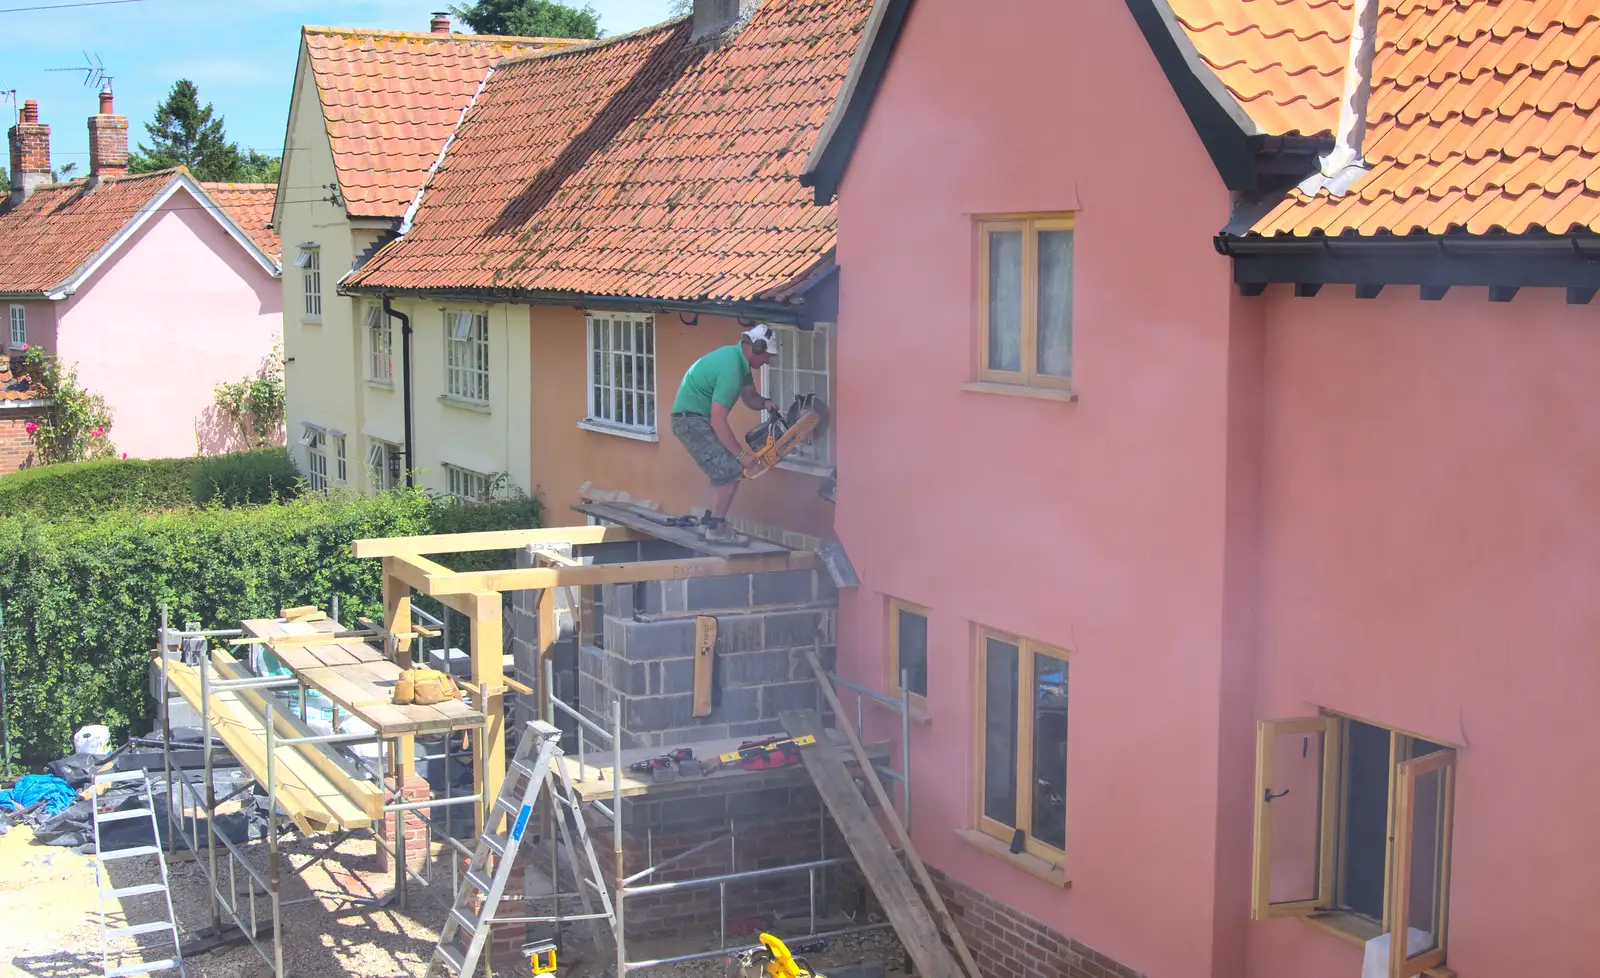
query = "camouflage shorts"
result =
(672, 412, 743, 487)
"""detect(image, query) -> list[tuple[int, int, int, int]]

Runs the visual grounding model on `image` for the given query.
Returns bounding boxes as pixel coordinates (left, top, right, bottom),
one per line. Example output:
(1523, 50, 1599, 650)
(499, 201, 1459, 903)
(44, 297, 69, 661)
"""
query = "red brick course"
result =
(377, 772, 431, 873)
(927, 866, 1146, 978)
(0, 405, 47, 475)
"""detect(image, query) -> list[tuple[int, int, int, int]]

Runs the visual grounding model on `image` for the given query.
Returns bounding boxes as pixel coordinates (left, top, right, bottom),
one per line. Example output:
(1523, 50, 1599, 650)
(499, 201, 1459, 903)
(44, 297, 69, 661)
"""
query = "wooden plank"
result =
(352, 523, 644, 559)
(780, 708, 968, 978)
(574, 500, 790, 557)
(210, 650, 386, 821)
(804, 651, 983, 978)
(693, 616, 717, 718)
(417, 551, 822, 596)
(163, 657, 372, 833)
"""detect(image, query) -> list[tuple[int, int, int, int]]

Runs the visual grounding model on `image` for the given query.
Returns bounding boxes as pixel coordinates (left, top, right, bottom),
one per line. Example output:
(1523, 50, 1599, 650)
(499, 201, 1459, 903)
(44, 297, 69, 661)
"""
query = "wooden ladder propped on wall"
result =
(782, 649, 983, 978)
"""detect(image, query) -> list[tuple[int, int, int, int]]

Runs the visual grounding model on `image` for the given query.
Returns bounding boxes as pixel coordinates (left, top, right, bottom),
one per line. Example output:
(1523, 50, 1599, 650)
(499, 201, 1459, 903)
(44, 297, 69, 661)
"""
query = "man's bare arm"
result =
(739, 384, 776, 412)
(709, 401, 752, 462)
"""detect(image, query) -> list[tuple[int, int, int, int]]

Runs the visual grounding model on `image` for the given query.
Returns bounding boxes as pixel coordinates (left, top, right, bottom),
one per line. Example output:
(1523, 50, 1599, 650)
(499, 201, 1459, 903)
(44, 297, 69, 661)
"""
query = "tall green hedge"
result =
(0, 488, 542, 764)
(0, 456, 205, 516)
(0, 448, 301, 517)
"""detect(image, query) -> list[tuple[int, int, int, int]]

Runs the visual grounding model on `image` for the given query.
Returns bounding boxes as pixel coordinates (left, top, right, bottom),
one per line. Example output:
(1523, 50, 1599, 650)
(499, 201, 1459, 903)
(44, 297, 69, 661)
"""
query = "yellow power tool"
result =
(734, 933, 828, 978)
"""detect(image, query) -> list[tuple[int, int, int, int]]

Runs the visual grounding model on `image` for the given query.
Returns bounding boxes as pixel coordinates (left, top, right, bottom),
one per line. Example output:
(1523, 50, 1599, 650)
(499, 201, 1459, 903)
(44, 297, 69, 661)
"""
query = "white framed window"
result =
(366, 439, 400, 490)
(444, 310, 490, 403)
(762, 322, 832, 467)
(444, 464, 492, 503)
(333, 433, 347, 485)
(8, 305, 24, 349)
(366, 304, 393, 384)
(585, 311, 656, 434)
(296, 246, 322, 319)
(300, 423, 328, 490)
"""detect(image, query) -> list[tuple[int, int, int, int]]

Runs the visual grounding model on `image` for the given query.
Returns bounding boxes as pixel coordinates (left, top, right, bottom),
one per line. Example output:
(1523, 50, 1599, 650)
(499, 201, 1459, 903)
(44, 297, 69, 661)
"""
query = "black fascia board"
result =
(1123, 0, 1262, 191)
(1216, 232, 1600, 292)
(336, 283, 815, 326)
(800, 0, 913, 205)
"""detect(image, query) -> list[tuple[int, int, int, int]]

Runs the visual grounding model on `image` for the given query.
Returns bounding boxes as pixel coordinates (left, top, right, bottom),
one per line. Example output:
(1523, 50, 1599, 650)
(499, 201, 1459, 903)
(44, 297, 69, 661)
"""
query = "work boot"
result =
(699, 517, 747, 545)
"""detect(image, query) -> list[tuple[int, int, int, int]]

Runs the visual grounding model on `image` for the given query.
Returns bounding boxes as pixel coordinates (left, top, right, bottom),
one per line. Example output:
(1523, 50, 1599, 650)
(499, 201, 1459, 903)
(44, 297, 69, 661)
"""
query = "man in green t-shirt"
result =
(671, 324, 780, 542)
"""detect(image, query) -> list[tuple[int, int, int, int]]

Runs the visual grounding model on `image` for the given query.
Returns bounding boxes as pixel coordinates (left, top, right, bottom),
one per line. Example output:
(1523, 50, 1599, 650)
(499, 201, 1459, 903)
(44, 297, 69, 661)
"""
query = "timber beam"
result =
(352, 524, 644, 559)
(391, 550, 822, 597)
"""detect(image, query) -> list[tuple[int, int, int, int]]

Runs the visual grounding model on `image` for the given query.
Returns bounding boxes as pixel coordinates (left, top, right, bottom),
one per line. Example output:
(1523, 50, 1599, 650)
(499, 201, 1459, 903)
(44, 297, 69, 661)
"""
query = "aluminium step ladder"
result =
(427, 720, 614, 978)
(91, 768, 186, 978)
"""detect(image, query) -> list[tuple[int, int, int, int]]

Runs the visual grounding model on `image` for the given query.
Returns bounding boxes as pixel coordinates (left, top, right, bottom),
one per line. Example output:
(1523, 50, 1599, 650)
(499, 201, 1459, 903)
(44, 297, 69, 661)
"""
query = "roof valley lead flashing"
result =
(1303, 0, 1380, 198)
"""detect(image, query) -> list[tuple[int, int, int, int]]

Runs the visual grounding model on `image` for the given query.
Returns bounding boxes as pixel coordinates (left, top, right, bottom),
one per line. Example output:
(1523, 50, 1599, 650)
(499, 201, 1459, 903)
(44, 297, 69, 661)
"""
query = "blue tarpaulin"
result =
(0, 773, 78, 816)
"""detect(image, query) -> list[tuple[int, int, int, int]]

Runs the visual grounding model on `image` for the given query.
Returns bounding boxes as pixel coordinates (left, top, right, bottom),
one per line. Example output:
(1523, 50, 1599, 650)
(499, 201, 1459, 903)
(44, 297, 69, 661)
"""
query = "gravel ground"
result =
(0, 826, 905, 978)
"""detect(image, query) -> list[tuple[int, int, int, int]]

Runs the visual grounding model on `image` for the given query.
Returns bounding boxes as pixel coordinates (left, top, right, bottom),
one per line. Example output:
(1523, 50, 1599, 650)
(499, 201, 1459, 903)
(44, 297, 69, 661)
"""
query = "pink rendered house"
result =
(802, 2, 1600, 978)
(0, 94, 282, 467)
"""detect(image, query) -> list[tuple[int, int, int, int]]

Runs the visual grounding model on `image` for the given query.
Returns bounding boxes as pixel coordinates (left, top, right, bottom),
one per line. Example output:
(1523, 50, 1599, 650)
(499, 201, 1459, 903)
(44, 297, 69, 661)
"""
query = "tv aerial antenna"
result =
(46, 51, 113, 94)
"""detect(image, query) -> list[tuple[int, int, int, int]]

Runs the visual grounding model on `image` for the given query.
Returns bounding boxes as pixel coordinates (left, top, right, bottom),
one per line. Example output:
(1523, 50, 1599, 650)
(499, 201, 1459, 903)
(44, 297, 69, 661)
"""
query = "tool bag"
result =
(733, 737, 802, 770)
(393, 667, 462, 706)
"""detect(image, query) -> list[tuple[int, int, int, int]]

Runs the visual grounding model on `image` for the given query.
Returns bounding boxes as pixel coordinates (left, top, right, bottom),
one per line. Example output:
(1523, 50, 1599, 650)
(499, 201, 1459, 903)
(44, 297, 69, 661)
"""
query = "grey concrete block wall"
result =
(503, 537, 840, 749)
(576, 568, 839, 748)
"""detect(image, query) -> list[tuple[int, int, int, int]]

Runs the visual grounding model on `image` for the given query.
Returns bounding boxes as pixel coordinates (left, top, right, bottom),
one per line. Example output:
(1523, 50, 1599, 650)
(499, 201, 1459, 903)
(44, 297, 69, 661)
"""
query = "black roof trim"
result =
(1216, 231, 1600, 299)
(799, 0, 914, 205)
(336, 284, 823, 326)
(1123, 0, 1262, 191)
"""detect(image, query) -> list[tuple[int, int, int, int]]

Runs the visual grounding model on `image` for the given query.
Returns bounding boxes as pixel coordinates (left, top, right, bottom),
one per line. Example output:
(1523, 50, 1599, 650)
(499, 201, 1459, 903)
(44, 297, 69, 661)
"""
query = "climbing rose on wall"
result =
(17, 346, 117, 464)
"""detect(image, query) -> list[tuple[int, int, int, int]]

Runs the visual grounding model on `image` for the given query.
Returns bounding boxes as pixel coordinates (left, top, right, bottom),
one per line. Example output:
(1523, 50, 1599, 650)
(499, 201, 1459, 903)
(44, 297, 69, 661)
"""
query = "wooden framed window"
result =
(760, 322, 833, 468)
(8, 304, 25, 349)
(295, 246, 321, 320)
(887, 598, 928, 705)
(974, 627, 1068, 859)
(585, 311, 657, 435)
(445, 310, 491, 403)
(366, 304, 393, 384)
(976, 215, 1073, 389)
(1251, 713, 1457, 977)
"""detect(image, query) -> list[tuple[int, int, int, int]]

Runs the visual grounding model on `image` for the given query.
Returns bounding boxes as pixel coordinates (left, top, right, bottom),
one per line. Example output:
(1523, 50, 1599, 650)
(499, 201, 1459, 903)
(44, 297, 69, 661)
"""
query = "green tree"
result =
(128, 79, 281, 183)
(0, 165, 9, 196)
(450, 0, 601, 38)
(237, 149, 282, 184)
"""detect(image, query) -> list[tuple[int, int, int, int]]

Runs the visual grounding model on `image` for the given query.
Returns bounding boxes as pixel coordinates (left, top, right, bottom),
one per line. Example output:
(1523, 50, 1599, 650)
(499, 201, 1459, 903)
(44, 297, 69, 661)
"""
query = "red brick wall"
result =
(928, 867, 1146, 978)
(0, 405, 47, 475)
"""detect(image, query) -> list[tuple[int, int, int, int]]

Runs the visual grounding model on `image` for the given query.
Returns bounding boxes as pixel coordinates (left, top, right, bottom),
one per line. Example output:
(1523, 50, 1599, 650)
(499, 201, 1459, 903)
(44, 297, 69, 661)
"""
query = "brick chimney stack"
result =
(87, 87, 129, 187)
(7, 99, 51, 208)
(430, 11, 450, 33)
(692, 0, 760, 41)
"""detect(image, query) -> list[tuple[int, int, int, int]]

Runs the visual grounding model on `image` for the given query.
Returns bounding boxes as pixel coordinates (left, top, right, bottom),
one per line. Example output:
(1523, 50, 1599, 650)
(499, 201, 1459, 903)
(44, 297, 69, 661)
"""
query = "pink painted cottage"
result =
(802, 1, 1600, 978)
(0, 94, 282, 467)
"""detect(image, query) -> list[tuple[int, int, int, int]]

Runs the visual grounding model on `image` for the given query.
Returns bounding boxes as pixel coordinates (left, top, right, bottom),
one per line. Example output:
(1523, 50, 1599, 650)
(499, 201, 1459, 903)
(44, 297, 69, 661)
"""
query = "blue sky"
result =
(2, 0, 678, 171)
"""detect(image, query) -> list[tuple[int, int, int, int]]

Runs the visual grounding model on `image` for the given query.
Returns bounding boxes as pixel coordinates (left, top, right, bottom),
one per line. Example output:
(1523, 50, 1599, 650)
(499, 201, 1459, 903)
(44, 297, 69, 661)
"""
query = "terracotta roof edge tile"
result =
(491, 15, 691, 69)
(300, 24, 583, 46)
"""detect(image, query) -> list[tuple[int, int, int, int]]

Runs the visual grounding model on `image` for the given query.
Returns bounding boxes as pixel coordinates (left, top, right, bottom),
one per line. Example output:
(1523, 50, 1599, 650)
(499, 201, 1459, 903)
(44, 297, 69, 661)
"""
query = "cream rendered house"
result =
(272, 13, 573, 496)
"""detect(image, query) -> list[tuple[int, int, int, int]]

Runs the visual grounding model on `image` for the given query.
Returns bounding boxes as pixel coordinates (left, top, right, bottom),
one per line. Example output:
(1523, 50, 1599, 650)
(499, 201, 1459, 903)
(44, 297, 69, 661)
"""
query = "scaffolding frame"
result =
(149, 520, 913, 978)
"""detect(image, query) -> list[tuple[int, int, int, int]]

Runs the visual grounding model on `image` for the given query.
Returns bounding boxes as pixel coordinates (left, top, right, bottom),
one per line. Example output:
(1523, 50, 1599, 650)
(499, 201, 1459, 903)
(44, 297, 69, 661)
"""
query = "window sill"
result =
(578, 419, 659, 443)
(955, 828, 1070, 888)
(883, 692, 931, 724)
(959, 381, 1078, 403)
(775, 456, 834, 478)
(366, 379, 395, 391)
(301, 318, 323, 326)
(1303, 914, 1455, 978)
(439, 395, 491, 414)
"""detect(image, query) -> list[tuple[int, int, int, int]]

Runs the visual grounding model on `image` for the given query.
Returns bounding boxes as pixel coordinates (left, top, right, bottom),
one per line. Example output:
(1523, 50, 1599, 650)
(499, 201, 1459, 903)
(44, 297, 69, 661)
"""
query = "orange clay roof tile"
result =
(0, 170, 178, 295)
(201, 183, 280, 260)
(348, 0, 873, 303)
(1167, 0, 1354, 136)
(0, 358, 46, 403)
(301, 26, 581, 219)
(1251, 0, 1600, 236)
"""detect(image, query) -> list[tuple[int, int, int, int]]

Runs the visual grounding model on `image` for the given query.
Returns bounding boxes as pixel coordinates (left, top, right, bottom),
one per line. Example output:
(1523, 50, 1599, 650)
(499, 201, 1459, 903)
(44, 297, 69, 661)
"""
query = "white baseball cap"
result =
(743, 324, 779, 355)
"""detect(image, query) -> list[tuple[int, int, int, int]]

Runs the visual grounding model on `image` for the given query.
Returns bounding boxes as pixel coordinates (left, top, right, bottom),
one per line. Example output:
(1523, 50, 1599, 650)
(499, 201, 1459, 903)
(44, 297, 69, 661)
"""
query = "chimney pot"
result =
(430, 11, 450, 33)
(8, 98, 51, 207)
(88, 87, 128, 186)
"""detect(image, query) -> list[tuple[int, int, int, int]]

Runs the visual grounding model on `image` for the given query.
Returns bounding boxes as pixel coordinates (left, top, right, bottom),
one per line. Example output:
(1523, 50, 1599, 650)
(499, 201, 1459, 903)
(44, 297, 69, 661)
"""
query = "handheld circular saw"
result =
(743, 393, 830, 479)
